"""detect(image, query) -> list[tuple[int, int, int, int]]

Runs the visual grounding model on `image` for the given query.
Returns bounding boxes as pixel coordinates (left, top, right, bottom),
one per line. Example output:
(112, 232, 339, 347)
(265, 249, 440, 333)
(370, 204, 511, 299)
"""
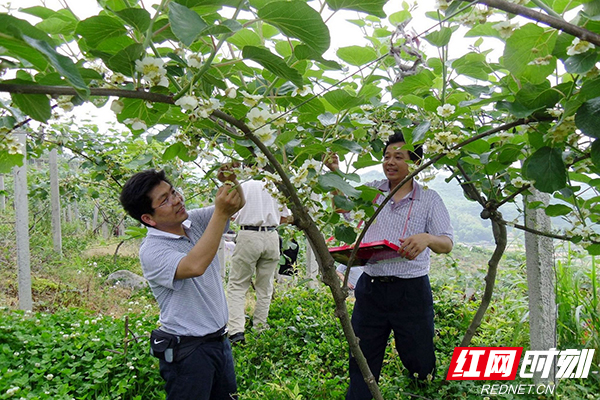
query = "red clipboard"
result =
(328, 240, 401, 266)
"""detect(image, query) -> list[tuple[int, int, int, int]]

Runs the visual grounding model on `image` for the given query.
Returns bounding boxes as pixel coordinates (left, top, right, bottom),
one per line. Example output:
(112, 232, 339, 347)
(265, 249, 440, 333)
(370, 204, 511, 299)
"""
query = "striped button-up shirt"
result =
(362, 179, 453, 278)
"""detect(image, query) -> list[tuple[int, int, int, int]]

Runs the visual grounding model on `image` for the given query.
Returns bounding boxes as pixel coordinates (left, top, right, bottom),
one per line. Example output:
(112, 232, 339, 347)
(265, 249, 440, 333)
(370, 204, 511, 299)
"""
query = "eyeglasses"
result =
(154, 189, 184, 210)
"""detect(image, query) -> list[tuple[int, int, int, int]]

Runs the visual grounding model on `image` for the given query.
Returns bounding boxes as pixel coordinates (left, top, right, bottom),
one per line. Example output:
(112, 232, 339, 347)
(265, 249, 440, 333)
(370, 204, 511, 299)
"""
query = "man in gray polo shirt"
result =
(120, 168, 244, 400)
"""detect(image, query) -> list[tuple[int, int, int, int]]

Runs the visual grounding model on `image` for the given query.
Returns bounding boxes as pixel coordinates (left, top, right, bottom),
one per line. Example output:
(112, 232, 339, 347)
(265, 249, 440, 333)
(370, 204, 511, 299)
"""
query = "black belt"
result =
(240, 225, 276, 231)
(179, 326, 227, 344)
(370, 275, 401, 283)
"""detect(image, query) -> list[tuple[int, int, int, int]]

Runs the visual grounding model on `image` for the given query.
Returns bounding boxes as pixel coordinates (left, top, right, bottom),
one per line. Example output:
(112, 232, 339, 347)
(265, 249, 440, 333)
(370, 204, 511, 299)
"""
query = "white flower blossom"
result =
(291, 167, 309, 187)
(135, 56, 168, 87)
(567, 38, 595, 56)
(434, 131, 459, 146)
(254, 125, 276, 146)
(437, 103, 455, 118)
(46, 374, 54, 381)
(435, 0, 450, 11)
(110, 99, 124, 114)
(492, 21, 518, 39)
(271, 113, 287, 127)
(123, 118, 147, 131)
(546, 108, 562, 118)
(255, 153, 268, 168)
(175, 95, 199, 111)
(6, 387, 19, 396)
(528, 55, 552, 66)
(225, 87, 237, 99)
(291, 86, 311, 97)
(426, 140, 444, 154)
(378, 123, 394, 137)
(187, 54, 202, 68)
(511, 177, 531, 188)
(247, 107, 272, 129)
(57, 96, 74, 112)
(241, 90, 262, 107)
(110, 73, 126, 85)
(301, 159, 320, 170)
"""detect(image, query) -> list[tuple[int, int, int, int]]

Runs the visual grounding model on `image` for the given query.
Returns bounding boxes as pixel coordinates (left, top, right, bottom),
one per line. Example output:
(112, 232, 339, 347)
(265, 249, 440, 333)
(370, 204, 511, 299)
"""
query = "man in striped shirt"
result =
(332, 131, 453, 399)
(120, 167, 244, 400)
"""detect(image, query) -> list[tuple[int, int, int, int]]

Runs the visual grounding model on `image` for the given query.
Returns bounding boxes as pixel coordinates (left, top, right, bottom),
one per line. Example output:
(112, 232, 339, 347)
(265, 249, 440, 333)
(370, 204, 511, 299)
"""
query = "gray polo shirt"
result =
(139, 207, 228, 336)
(362, 180, 453, 278)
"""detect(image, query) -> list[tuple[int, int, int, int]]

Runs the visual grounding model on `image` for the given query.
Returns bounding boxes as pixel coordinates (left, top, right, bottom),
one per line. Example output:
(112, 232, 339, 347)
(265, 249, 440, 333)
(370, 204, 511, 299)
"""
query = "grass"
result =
(0, 215, 599, 399)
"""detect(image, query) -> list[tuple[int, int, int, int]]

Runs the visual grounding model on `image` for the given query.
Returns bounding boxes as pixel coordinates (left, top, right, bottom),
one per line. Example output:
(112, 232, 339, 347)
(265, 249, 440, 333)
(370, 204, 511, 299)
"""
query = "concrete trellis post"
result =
(13, 131, 32, 310)
(0, 174, 5, 212)
(305, 238, 319, 289)
(49, 148, 62, 254)
(524, 189, 557, 384)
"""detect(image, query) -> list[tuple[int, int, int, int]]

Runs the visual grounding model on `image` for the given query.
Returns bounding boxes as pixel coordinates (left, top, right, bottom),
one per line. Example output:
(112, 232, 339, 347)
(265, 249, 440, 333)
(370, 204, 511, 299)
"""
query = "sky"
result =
(0, 0, 451, 128)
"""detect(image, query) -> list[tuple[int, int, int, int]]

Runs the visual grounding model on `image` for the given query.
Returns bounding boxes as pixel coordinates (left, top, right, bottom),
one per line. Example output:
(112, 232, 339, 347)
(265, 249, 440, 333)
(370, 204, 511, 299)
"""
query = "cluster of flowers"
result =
(425, 104, 463, 158)
(0, 128, 21, 154)
(245, 101, 287, 146)
(175, 95, 223, 120)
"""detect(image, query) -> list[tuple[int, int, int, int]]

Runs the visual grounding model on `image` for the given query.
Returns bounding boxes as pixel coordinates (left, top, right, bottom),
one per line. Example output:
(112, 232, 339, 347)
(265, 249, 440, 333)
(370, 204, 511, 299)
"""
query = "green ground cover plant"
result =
(0, 222, 599, 399)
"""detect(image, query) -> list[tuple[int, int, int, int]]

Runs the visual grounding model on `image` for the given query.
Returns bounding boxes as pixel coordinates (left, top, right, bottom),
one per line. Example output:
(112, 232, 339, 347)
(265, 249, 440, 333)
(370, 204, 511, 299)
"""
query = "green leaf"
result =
(227, 29, 262, 48)
(325, 0, 387, 17)
(294, 44, 342, 70)
(335, 225, 357, 245)
(118, 98, 169, 129)
(258, 1, 330, 55)
(107, 44, 144, 77)
(0, 151, 24, 173)
(168, 2, 208, 46)
(389, 10, 411, 25)
(21, 35, 89, 97)
(523, 146, 567, 193)
(323, 90, 365, 111)
(412, 120, 430, 143)
(495, 100, 537, 118)
(124, 226, 148, 239)
(115, 8, 152, 32)
(464, 22, 503, 40)
(0, 37, 49, 70)
(504, 23, 557, 84)
(580, 77, 600, 102)
(424, 27, 452, 47)
(515, 81, 562, 110)
(76, 16, 128, 48)
(333, 194, 356, 211)
(496, 144, 522, 164)
(36, 10, 78, 35)
(318, 112, 337, 126)
(590, 139, 600, 169)
(585, 243, 600, 255)
(564, 51, 599, 74)
(391, 69, 435, 96)
(242, 46, 303, 87)
(576, 96, 600, 139)
(11, 93, 52, 122)
(452, 52, 492, 81)
(544, 204, 572, 217)
(336, 45, 378, 66)
(0, 14, 56, 45)
(332, 138, 363, 153)
(318, 173, 361, 198)
(163, 142, 186, 161)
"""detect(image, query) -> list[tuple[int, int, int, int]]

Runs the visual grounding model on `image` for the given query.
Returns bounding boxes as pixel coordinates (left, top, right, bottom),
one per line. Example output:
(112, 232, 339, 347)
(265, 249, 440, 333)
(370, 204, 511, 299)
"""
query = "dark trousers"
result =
(346, 274, 436, 400)
(159, 338, 237, 400)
